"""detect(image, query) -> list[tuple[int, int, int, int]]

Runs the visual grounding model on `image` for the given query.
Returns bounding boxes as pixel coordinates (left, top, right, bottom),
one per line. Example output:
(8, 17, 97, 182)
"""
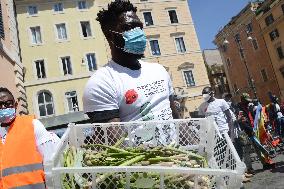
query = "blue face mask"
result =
(110, 27, 147, 55)
(0, 108, 16, 124)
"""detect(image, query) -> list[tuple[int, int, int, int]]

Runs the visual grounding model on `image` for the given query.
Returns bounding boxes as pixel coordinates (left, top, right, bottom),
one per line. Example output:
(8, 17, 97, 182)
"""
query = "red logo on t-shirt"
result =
(125, 89, 138, 104)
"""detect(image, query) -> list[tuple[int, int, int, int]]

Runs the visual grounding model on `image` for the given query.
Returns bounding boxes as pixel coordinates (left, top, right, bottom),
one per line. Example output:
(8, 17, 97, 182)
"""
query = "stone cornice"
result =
(24, 72, 93, 87)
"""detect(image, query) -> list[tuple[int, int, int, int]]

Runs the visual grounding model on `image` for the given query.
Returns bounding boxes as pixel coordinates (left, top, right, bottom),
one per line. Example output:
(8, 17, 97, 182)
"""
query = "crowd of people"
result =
(1, 0, 283, 187)
(198, 86, 284, 183)
(0, 1, 179, 188)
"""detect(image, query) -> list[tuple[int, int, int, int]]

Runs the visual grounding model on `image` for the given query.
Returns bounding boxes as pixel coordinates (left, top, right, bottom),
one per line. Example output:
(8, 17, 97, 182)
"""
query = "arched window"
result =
(38, 91, 55, 117)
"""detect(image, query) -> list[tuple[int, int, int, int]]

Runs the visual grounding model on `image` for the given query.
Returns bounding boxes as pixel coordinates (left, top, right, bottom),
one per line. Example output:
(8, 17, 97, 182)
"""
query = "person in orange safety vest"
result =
(0, 87, 60, 189)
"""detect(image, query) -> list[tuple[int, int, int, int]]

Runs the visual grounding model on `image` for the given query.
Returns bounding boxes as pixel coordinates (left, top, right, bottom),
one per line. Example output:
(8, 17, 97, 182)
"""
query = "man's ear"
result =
(15, 101, 18, 109)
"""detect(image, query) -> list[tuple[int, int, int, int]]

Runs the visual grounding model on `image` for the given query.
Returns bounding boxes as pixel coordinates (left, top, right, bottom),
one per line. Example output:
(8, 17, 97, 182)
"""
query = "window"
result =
(28, 5, 38, 15)
(65, 91, 79, 112)
(143, 12, 153, 26)
(80, 21, 92, 37)
(239, 48, 245, 59)
(78, 1, 87, 10)
(277, 46, 284, 59)
(234, 34, 241, 44)
(86, 53, 97, 71)
(30, 26, 42, 44)
(260, 69, 268, 82)
(54, 3, 63, 12)
(61, 57, 72, 75)
(38, 91, 54, 117)
(0, 2, 4, 39)
(149, 40, 161, 55)
(265, 14, 274, 26)
(269, 29, 279, 41)
(183, 70, 195, 87)
(222, 44, 227, 52)
(35, 60, 46, 79)
(226, 58, 231, 67)
(168, 10, 178, 24)
(246, 23, 253, 33)
(251, 39, 258, 50)
(175, 37, 186, 53)
(56, 23, 67, 40)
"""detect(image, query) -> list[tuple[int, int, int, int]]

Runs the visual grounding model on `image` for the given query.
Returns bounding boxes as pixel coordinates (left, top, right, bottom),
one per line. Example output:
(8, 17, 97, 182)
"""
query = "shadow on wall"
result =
(15, 1, 95, 14)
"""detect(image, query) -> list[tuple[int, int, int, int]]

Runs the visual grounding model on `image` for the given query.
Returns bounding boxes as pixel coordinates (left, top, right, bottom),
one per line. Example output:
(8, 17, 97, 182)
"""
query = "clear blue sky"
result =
(188, 0, 250, 50)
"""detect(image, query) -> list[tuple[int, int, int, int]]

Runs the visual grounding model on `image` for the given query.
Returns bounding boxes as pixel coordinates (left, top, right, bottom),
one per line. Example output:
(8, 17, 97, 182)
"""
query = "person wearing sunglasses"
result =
(0, 87, 60, 188)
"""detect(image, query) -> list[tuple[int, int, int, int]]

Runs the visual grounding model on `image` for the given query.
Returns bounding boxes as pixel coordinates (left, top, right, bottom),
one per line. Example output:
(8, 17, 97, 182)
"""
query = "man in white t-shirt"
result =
(83, 0, 180, 123)
(198, 87, 232, 134)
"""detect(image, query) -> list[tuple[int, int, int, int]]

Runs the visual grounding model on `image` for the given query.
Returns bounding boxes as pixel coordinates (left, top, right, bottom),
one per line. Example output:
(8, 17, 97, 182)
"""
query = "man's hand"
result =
(237, 115, 248, 122)
(169, 95, 181, 119)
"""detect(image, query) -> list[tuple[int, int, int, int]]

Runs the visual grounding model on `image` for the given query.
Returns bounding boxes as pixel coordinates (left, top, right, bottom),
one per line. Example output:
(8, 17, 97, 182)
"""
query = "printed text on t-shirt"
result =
(137, 80, 166, 97)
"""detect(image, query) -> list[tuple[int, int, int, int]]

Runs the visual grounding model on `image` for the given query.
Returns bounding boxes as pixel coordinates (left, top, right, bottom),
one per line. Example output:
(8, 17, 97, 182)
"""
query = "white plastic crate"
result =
(45, 118, 246, 189)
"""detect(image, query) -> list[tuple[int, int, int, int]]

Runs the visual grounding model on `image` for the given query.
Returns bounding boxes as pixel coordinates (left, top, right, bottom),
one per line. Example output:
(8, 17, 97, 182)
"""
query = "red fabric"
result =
(248, 111, 254, 127)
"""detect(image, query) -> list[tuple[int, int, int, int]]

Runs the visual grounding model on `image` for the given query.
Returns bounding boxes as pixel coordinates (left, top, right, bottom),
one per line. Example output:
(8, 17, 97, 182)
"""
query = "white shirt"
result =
(83, 60, 174, 122)
(198, 99, 230, 133)
(0, 119, 60, 163)
(275, 104, 283, 119)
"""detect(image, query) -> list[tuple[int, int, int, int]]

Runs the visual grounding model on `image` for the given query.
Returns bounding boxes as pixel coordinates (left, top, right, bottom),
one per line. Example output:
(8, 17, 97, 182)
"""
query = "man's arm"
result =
(86, 109, 121, 123)
(224, 109, 232, 124)
(86, 110, 121, 145)
(169, 95, 181, 119)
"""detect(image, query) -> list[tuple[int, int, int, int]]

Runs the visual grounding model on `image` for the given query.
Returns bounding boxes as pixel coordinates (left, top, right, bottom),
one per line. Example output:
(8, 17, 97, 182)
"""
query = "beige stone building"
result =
(96, 0, 209, 116)
(95, 0, 210, 116)
(256, 0, 284, 100)
(14, 0, 109, 127)
(0, 0, 27, 114)
(15, 0, 209, 127)
(135, 0, 210, 116)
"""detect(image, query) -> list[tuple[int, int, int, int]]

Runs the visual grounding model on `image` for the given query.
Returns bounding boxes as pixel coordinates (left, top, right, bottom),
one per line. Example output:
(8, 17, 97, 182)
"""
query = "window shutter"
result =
(0, 2, 5, 39)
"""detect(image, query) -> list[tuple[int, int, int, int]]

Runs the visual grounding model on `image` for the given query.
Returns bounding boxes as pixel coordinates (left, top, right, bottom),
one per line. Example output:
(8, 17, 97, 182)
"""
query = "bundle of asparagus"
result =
(62, 138, 211, 189)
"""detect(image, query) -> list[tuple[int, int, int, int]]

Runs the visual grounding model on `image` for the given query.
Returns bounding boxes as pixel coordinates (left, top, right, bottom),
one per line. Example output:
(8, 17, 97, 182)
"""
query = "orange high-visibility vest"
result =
(0, 115, 45, 189)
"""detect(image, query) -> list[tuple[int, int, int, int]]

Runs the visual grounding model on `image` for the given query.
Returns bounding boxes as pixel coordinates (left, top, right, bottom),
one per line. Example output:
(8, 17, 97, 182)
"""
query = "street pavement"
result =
(243, 151, 284, 189)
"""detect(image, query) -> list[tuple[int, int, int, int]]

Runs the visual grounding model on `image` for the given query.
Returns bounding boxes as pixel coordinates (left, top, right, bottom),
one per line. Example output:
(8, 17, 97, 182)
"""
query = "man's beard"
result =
(117, 47, 145, 59)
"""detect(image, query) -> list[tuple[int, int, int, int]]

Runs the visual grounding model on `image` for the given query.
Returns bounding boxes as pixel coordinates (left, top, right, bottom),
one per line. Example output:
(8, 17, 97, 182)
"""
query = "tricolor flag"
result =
(253, 103, 268, 144)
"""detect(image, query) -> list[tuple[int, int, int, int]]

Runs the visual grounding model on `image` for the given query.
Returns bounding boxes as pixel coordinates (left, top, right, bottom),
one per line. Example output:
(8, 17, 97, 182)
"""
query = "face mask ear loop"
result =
(109, 29, 122, 35)
(108, 30, 125, 50)
(109, 40, 129, 53)
(109, 27, 140, 35)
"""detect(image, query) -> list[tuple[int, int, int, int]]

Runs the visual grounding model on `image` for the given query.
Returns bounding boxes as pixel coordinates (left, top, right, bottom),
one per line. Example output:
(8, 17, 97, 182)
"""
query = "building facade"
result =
(0, 0, 27, 114)
(256, 0, 284, 101)
(98, 0, 210, 116)
(15, 0, 110, 126)
(15, 0, 209, 125)
(214, 2, 281, 104)
(134, 0, 210, 116)
(203, 49, 230, 98)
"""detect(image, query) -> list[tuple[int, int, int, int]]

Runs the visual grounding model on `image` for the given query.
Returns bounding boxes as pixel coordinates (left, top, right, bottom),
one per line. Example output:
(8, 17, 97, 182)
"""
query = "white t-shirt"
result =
(275, 104, 283, 119)
(0, 119, 60, 163)
(198, 99, 230, 133)
(83, 60, 174, 122)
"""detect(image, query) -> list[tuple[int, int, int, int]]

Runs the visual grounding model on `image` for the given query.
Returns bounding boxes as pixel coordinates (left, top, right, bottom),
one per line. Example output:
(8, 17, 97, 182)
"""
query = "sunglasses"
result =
(0, 100, 15, 109)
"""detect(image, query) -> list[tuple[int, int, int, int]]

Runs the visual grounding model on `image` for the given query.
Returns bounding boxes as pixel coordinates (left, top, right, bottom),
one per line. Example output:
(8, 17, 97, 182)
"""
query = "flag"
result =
(253, 103, 268, 144)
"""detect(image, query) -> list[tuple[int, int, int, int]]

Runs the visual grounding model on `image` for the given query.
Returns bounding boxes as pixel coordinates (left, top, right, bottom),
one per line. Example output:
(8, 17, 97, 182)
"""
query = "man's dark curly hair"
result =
(96, 0, 137, 36)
